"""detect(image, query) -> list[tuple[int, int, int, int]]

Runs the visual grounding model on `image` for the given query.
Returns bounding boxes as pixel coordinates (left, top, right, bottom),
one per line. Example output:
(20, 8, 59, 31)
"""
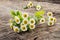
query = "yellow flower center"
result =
(16, 19, 19, 22)
(50, 22, 52, 25)
(50, 18, 53, 21)
(31, 20, 34, 23)
(49, 14, 51, 16)
(41, 20, 44, 22)
(24, 14, 27, 18)
(30, 25, 34, 28)
(22, 27, 25, 30)
(15, 28, 18, 32)
(30, 3, 32, 6)
(24, 20, 28, 24)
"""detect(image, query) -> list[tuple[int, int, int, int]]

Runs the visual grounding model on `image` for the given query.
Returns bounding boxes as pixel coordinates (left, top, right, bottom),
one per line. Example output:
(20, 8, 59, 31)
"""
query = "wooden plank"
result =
(0, 1, 60, 40)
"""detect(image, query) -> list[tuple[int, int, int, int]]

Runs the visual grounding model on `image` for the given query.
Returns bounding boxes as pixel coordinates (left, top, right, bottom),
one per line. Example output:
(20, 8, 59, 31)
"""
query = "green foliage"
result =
(26, 24, 30, 31)
(28, 16, 31, 20)
(34, 10, 45, 19)
(10, 10, 16, 18)
(24, 6, 28, 9)
(13, 21, 17, 26)
(13, 21, 20, 27)
(18, 15, 23, 22)
(16, 10, 22, 16)
(10, 10, 22, 18)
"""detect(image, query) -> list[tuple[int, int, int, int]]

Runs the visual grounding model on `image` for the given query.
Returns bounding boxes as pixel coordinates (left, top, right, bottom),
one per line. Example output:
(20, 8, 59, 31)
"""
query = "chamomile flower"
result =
(14, 16, 20, 24)
(29, 18, 35, 25)
(36, 5, 41, 11)
(40, 18, 45, 24)
(20, 23, 25, 26)
(9, 19, 13, 23)
(29, 24, 35, 30)
(47, 12, 53, 17)
(49, 17, 54, 22)
(48, 21, 54, 26)
(13, 26, 20, 33)
(22, 13, 28, 18)
(20, 25, 27, 31)
(27, 1, 33, 8)
(22, 19, 28, 25)
(53, 17, 57, 23)
(10, 23, 13, 29)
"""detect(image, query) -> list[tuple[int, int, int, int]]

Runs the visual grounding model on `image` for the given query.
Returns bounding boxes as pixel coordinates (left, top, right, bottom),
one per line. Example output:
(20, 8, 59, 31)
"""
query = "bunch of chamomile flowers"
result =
(47, 12, 57, 26)
(24, 1, 41, 11)
(9, 10, 57, 33)
(9, 10, 36, 33)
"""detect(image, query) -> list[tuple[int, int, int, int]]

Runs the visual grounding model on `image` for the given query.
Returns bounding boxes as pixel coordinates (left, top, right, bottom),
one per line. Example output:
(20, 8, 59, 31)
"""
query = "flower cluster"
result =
(9, 10, 36, 33)
(47, 12, 56, 26)
(39, 18, 45, 24)
(27, 1, 33, 8)
(24, 1, 33, 9)
(9, 10, 57, 33)
(24, 1, 41, 11)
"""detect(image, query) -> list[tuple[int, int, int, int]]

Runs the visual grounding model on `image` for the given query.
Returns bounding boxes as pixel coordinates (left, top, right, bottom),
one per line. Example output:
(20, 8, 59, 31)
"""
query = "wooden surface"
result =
(0, 1, 60, 40)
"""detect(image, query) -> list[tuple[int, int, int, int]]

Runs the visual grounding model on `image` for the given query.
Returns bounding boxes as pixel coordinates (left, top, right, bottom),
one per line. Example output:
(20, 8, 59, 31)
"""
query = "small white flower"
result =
(20, 25, 27, 31)
(14, 16, 20, 24)
(10, 23, 13, 29)
(36, 5, 41, 11)
(49, 17, 54, 22)
(53, 17, 57, 23)
(9, 19, 13, 23)
(22, 13, 28, 18)
(22, 19, 28, 25)
(27, 1, 33, 8)
(47, 12, 53, 17)
(40, 18, 45, 24)
(29, 24, 35, 30)
(29, 18, 35, 25)
(48, 21, 54, 26)
(13, 26, 20, 33)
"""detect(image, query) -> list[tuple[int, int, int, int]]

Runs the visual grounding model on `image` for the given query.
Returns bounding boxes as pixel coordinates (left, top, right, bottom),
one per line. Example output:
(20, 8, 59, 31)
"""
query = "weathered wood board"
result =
(0, 1, 60, 40)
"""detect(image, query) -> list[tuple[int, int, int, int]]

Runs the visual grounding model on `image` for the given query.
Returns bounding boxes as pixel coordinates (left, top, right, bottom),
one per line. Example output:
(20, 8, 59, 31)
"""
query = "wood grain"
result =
(0, 1, 60, 40)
